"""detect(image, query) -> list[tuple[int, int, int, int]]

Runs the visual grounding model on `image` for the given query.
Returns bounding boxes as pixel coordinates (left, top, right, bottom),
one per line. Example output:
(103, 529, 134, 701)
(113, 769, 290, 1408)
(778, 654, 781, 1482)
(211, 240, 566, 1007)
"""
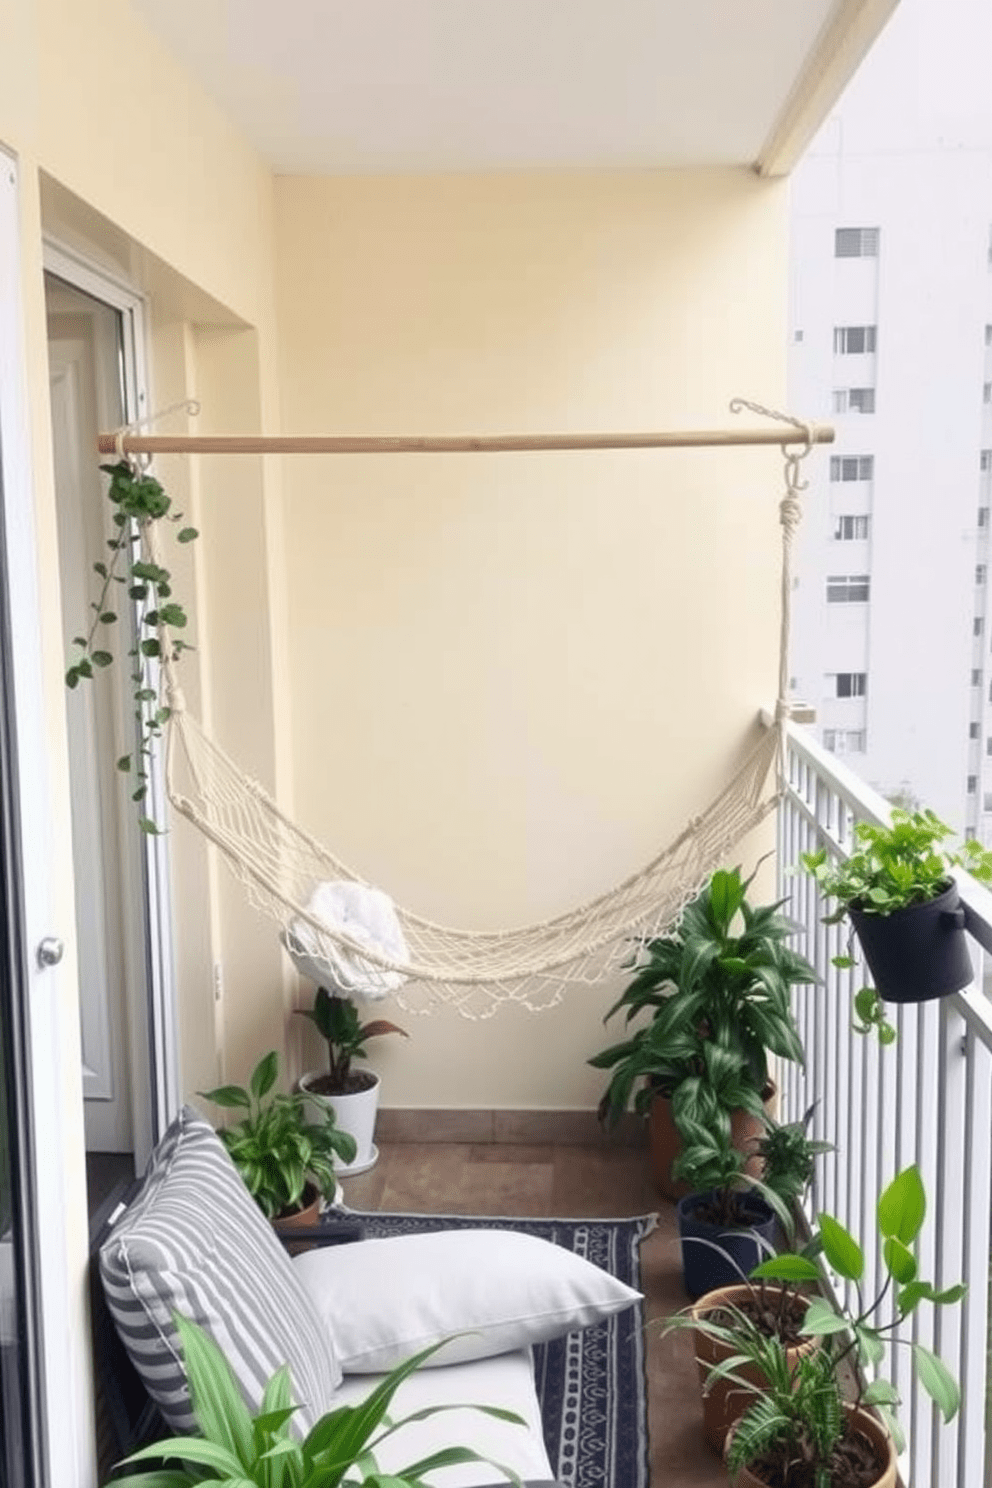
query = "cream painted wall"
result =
(275, 170, 788, 1110)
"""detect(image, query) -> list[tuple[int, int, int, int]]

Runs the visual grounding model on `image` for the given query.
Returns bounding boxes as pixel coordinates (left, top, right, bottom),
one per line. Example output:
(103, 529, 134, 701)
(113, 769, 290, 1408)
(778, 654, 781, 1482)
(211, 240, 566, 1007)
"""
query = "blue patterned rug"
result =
(349, 1211, 655, 1488)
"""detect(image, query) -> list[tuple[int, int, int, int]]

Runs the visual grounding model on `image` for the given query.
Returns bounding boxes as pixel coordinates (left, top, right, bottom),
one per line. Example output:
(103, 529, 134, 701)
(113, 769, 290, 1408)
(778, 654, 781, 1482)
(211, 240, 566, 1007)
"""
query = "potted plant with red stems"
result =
(297, 986, 408, 1176)
(803, 808, 992, 1042)
(589, 865, 815, 1198)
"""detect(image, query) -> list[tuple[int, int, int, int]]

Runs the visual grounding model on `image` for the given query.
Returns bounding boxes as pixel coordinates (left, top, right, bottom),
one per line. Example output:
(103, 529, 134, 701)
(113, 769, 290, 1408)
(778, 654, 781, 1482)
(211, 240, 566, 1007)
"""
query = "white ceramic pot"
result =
(300, 1070, 381, 1175)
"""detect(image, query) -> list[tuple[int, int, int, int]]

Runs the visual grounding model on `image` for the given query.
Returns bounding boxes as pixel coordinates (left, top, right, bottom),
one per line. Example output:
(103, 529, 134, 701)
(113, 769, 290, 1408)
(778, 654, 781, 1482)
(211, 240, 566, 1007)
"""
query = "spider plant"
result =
(110, 1313, 525, 1488)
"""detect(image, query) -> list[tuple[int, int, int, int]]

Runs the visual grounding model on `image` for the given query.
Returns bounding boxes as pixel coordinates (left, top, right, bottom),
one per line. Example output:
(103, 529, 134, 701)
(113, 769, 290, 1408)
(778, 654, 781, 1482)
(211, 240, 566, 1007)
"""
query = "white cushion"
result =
(293, 1227, 641, 1372)
(330, 1349, 554, 1487)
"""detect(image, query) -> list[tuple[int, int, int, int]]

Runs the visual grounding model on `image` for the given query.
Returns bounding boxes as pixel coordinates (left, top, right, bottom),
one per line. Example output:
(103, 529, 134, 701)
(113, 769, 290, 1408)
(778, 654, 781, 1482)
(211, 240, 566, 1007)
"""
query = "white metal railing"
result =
(777, 721, 992, 1488)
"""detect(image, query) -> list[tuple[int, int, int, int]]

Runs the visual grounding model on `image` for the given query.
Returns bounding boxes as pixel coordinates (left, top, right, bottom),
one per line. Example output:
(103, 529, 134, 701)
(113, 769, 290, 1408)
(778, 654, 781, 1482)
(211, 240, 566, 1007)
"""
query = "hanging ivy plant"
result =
(64, 460, 197, 834)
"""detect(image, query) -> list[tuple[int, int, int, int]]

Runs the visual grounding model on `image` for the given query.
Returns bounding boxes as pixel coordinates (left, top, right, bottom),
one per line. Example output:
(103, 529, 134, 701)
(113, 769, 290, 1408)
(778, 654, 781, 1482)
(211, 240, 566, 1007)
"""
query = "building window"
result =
(982, 450, 992, 472)
(971, 722, 981, 739)
(979, 565, 988, 585)
(986, 325, 992, 347)
(976, 617, 985, 636)
(794, 329, 804, 343)
(980, 507, 989, 527)
(969, 776, 978, 793)
(973, 669, 983, 686)
(984, 794, 992, 813)
(822, 728, 867, 756)
(833, 389, 875, 414)
(827, 574, 870, 603)
(984, 383, 992, 406)
(986, 737, 992, 756)
(833, 325, 878, 355)
(836, 227, 879, 258)
(830, 455, 874, 482)
(834, 672, 867, 697)
(834, 515, 870, 541)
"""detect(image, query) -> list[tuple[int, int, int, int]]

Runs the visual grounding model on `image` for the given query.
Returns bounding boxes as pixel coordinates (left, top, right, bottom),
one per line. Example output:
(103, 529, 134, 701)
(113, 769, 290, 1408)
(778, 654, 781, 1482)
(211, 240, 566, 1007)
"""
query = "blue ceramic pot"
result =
(676, 1189, 777, 1300)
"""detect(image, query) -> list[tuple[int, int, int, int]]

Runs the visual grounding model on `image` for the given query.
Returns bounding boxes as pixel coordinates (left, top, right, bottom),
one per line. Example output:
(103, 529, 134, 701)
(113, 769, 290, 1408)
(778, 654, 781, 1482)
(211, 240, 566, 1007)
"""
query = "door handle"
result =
(36, 937, 64, 968)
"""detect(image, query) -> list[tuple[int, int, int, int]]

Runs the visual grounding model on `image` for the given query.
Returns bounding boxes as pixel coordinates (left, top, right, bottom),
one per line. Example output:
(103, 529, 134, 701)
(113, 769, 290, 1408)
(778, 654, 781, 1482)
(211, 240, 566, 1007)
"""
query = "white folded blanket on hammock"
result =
(283, 880, 410, 999)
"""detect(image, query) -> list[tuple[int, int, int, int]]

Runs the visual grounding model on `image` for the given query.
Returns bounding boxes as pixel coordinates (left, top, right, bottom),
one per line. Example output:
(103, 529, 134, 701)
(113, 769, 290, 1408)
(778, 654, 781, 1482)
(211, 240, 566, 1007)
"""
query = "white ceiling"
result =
(134, 0, 893, 176)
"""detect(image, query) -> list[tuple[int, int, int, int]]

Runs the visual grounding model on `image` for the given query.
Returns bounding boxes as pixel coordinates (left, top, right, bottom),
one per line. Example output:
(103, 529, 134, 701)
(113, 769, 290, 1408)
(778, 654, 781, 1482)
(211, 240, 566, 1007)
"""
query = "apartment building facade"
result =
(788, 0, 992, 834)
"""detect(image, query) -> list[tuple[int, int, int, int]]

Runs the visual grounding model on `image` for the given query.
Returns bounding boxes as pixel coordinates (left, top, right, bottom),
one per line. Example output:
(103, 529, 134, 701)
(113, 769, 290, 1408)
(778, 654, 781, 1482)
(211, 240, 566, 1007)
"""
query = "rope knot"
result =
(779, 494, 803, 535)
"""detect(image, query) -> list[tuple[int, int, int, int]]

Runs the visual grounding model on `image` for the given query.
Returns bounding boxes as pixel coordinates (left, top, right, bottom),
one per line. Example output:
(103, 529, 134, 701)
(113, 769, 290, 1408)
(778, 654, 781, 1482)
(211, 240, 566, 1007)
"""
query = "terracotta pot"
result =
(649, 1084, 775, 1201)
(690, 1284, 819, 1454)
(271, 1181, 322, 1255)
(849, 882, 973, 1004)
(727, 1405, 897, 1488)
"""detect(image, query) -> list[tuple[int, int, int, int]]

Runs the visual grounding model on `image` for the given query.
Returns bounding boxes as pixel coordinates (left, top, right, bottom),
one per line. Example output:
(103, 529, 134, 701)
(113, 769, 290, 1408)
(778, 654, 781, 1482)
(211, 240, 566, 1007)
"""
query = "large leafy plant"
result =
(200, 1051, 357, 1219)
(589, 866, 814, 1129)
(297, 987, 408, 1093)
(668, 1077, 826, 1231)
(111, 1313, 525, 1488)
(65, 460, 197, 834)
(714, 1165, 964, 1485)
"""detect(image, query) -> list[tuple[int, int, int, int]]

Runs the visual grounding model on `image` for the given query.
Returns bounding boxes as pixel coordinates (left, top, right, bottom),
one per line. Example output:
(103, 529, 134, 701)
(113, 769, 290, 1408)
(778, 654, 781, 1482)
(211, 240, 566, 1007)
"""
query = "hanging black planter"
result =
(848, 881, 973, 1005)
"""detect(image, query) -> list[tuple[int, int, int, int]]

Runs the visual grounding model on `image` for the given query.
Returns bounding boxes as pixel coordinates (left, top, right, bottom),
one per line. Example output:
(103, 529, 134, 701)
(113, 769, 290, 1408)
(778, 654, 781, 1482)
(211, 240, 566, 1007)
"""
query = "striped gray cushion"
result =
(99, 1104, 341, 1434)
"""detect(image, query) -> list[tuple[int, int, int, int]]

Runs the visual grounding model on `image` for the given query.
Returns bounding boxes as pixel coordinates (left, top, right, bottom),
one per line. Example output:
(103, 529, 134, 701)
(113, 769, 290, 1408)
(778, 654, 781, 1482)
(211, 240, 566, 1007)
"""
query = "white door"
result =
(43, 252, 179, 1171)
(48, 306, 135, 1151)
(0, 154, 94, 1487)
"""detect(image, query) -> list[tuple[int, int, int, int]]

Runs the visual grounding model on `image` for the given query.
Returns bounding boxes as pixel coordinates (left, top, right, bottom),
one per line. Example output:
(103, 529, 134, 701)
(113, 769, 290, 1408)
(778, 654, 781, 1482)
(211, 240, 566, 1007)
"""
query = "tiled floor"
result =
(339, 1141, 727, 1487)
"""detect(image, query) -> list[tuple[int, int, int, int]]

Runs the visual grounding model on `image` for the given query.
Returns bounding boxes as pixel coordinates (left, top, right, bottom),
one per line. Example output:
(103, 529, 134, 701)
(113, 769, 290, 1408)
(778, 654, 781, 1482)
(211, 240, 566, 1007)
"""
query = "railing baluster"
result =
(914, 998, 940, 1479)
(961, 1026, 992, 1486)
(891, 999, 917, 1432)
(934, 1000, 966, 1487)
(778, 723, 992, 1484)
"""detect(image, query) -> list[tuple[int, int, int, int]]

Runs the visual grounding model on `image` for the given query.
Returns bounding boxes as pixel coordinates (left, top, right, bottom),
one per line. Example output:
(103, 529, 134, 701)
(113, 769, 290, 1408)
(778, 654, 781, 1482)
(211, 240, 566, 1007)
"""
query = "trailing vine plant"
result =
(64, 459, 197, 834)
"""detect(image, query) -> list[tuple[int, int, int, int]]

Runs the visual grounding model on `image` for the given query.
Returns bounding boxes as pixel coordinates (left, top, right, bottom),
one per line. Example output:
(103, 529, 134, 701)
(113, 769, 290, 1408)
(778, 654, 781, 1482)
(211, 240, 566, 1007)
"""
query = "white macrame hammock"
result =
(141, 403, 814, 1018)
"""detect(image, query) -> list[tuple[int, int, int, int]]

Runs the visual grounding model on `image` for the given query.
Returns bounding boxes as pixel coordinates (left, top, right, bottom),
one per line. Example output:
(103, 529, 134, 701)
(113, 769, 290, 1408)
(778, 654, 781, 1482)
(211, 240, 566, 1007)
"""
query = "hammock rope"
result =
(138, 401, 815, 1017)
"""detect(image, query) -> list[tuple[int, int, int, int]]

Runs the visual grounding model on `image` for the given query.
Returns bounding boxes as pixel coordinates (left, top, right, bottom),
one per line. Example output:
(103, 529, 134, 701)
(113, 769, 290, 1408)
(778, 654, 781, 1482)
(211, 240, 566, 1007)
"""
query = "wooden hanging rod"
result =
(97, 426, 834, 457)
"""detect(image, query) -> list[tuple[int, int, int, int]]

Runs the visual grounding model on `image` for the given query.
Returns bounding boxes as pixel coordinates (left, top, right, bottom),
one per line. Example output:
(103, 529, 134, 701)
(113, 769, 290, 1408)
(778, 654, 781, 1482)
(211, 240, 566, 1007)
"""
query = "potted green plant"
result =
(111, 1314, 525, 1488)
(683, 1165, 964, 1487)
(670, 1044, 789, 1301)
(589, 866, 815, 1197)
(803, 809, 992, 1033)
(675, 1108, 831, 1450)
(297, 986, 408, 1175)
(200, 1050, 357, 1241)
